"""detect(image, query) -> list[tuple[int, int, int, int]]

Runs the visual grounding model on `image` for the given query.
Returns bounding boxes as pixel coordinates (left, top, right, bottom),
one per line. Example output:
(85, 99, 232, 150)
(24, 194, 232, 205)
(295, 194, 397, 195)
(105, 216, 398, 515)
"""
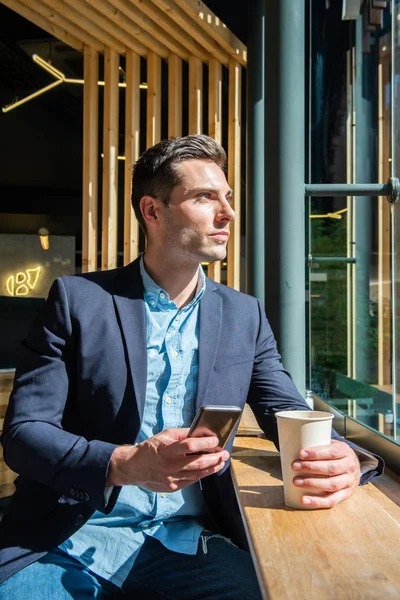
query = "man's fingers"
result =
(292, 458, 347, 477)
(182, 461, 225, 487)
(177, 435, 220, 456)
(293, 473, 351, 493)
(298, 440, 351, 461)
(181, 450, 229, 471)
(184, 462, 227, 482)
(300, 487, 354, 509)
(158, 429, 219, 456)
(159, 462, 227, 493)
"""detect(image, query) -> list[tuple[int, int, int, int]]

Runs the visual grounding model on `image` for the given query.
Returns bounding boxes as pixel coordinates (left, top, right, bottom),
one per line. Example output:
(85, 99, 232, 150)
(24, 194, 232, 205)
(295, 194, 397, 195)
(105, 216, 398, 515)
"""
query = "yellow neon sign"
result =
(6, 266, 41, 297)
(309, 208, 348, 220)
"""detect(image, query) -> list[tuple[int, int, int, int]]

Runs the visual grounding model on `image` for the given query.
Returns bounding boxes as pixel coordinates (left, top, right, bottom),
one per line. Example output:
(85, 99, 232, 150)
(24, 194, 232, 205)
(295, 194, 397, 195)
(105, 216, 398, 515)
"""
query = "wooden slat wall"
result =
(147, 52, 161, 148)
(227, 58, 242, 290)
(82, 46, 99, 273)
(208, 58, 223, 283)
(189, 56, 203, 134)
(208, 59, 223, 143)
(78, 0, 147, 56)
(124, 50, 141, 265)
(173, 0, 247, 66)
(40, 0, 125, 53)
(1, 0, 245, 291)
(118, 0, 188, 60)
(168, 53, 183, 138)
(157, 0, 228, 66)
(102, 48, 119, 270)
(25, 0, 104, 53)
(129, 0, 202, 62)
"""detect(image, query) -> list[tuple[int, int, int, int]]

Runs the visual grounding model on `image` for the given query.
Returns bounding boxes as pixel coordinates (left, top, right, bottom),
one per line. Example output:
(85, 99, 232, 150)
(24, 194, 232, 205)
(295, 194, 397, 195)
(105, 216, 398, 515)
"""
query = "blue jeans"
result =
(0, 534, 262, 599)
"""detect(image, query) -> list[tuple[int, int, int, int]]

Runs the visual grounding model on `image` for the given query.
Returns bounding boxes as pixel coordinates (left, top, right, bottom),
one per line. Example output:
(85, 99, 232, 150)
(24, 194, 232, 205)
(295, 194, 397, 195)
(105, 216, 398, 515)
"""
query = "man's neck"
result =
(143, 251, 201, 310)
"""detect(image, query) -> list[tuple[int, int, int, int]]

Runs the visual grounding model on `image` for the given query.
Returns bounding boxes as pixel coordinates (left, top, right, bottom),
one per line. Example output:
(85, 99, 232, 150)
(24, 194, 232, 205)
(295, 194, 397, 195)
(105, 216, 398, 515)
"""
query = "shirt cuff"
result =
(355, 449, 383, 485)
(104, 486, 114, 504)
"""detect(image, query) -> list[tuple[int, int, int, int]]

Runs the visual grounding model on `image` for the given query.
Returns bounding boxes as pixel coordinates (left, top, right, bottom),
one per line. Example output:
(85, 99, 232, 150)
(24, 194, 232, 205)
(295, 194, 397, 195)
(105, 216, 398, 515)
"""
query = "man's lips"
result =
(209, 231, 229, 241)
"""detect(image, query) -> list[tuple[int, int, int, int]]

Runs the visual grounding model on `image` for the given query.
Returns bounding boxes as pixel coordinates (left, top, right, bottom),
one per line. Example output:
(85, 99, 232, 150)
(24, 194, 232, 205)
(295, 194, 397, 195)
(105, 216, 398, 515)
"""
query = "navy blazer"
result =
(0, 258, 383, 583)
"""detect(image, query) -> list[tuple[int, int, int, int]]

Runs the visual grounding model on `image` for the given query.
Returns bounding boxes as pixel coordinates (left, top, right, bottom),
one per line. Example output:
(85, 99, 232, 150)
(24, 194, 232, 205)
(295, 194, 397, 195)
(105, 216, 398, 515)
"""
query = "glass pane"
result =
(308, 1, 398, 442)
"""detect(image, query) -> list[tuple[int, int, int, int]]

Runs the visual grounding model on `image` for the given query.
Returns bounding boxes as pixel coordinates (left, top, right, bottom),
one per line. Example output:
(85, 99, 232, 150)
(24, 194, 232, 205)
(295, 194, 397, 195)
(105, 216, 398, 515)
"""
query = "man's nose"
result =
(216, 198, 235, 222)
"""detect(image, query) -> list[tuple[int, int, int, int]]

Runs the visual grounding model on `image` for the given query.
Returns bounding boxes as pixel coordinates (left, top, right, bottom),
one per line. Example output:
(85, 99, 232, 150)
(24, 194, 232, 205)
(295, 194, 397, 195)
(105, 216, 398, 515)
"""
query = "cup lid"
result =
(275, 410, 334, 420)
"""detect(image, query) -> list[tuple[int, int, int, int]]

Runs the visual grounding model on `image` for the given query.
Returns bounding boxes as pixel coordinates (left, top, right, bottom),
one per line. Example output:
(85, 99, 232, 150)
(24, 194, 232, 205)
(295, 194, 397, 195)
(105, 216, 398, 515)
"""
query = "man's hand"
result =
(292, 440, 360, 508)
(106, 428, 229, 492)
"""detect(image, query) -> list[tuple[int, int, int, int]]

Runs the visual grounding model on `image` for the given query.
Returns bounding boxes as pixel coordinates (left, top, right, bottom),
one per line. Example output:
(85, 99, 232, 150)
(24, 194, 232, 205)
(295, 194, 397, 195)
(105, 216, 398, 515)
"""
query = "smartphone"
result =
(187, 405, 243, 451)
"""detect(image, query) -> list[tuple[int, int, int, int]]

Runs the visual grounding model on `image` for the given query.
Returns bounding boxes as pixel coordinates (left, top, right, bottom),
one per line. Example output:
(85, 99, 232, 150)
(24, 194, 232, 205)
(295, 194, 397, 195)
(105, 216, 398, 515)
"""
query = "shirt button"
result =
(175, 315, 181, 322)
(165, 397, 172, 404)
(171, 350, 178, 357)
(161, 492, 167, 498)
(160, 292, 166, 299)
(150, 300, 155, 306)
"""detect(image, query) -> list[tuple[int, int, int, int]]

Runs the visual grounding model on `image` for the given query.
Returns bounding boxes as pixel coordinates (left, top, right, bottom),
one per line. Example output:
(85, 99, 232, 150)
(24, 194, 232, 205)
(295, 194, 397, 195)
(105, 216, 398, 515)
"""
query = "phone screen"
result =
(188, 405, 242, 450)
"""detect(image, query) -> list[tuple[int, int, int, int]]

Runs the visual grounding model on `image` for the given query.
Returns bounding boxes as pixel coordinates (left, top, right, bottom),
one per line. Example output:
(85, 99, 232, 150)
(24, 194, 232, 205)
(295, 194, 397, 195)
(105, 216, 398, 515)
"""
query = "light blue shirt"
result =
(59, 257, 207, 587)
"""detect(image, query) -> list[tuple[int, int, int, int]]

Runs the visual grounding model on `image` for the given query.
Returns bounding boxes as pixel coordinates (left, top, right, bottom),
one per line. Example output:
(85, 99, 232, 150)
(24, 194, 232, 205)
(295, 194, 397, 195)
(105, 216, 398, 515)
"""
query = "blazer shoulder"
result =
(62, 267, 122, 287)
(60, 257, 141, 295)
(55, 268, 120, 302)
(208, 279, 260, 307)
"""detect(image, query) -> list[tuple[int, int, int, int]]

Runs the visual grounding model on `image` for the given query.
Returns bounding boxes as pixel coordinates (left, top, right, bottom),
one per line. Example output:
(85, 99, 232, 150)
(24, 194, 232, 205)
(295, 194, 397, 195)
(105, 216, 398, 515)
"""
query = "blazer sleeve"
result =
(1, 277, 119, 513)
(246, 299, 384, 484)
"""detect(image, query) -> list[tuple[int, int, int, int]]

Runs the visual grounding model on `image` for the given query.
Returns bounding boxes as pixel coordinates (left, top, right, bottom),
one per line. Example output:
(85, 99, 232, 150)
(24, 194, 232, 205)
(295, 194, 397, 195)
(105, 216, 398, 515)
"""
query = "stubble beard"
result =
(166, 226, 227, 265)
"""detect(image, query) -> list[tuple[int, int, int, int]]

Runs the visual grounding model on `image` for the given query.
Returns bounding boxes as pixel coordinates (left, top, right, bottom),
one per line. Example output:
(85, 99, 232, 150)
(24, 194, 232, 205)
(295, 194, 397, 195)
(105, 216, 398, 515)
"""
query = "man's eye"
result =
(197, 193, 212, 200)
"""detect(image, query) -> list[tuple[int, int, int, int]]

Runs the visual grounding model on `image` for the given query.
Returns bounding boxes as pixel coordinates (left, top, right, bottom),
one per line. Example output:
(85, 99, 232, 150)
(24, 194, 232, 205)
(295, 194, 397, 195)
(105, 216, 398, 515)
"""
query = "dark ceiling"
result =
(205, 1, 247, 43)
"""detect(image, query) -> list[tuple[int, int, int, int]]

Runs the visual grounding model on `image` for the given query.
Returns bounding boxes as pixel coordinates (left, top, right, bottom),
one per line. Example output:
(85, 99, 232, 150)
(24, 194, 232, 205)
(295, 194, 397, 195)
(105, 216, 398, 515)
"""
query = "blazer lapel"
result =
(196, 279, 222, 411)
(112, 258, 147, 424)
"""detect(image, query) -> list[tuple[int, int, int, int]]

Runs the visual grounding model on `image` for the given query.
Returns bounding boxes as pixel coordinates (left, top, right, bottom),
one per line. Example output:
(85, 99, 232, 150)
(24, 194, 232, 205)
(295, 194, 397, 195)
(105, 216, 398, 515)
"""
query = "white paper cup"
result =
(276, 410, 334, 509)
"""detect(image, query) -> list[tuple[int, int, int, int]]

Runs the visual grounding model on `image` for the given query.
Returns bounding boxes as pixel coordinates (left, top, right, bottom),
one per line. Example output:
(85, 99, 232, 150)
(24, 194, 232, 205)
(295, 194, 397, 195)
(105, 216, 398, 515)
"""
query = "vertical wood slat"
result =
(168, 53, 182, 138)
(189, 55, 203, 134)
(82, 46, 99, 273)
(124, 50, 141, 265)
(147, 52, 161, 148)
(102, 48, 119, 270)
(208, 58, 223, 282)
(227, 58, 242, 290)
(209, 59, 222, 142)
(378, 53, 391, 384)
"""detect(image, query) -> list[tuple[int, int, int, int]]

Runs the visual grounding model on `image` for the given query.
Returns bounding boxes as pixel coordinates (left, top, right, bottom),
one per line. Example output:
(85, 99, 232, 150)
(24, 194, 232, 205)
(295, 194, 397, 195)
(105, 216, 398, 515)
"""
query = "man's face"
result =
(152, 159, 235, 264)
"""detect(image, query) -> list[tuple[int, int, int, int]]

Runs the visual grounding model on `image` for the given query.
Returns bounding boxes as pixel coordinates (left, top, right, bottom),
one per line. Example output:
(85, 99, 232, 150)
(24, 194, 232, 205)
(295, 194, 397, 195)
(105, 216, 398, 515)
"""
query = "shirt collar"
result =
(139, 255, 206, 310)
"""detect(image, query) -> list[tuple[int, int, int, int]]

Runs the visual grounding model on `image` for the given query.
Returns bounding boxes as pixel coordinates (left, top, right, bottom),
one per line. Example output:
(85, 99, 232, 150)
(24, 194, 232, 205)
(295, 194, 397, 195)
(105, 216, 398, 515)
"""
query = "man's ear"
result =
(140, 196, 160, 229)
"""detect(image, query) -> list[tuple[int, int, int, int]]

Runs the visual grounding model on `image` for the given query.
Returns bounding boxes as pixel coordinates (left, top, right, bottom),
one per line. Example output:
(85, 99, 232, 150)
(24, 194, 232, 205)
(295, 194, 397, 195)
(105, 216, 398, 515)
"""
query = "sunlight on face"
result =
(155, 160, 235, 265)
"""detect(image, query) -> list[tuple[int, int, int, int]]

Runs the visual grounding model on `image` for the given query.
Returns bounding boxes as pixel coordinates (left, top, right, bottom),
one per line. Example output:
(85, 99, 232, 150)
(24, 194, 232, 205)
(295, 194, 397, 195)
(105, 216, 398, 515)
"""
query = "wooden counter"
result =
(231, 436, 400, 600)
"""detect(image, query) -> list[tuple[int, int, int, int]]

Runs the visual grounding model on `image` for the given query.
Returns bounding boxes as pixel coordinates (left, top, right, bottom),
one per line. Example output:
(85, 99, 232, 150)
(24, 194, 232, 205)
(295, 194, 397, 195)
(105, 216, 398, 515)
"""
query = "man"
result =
(0, 135, 382, 598)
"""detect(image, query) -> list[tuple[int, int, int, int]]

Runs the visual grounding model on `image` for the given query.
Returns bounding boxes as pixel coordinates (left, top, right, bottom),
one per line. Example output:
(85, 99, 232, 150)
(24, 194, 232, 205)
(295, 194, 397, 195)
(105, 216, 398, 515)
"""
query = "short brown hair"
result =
(131, 134, 227, 233)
